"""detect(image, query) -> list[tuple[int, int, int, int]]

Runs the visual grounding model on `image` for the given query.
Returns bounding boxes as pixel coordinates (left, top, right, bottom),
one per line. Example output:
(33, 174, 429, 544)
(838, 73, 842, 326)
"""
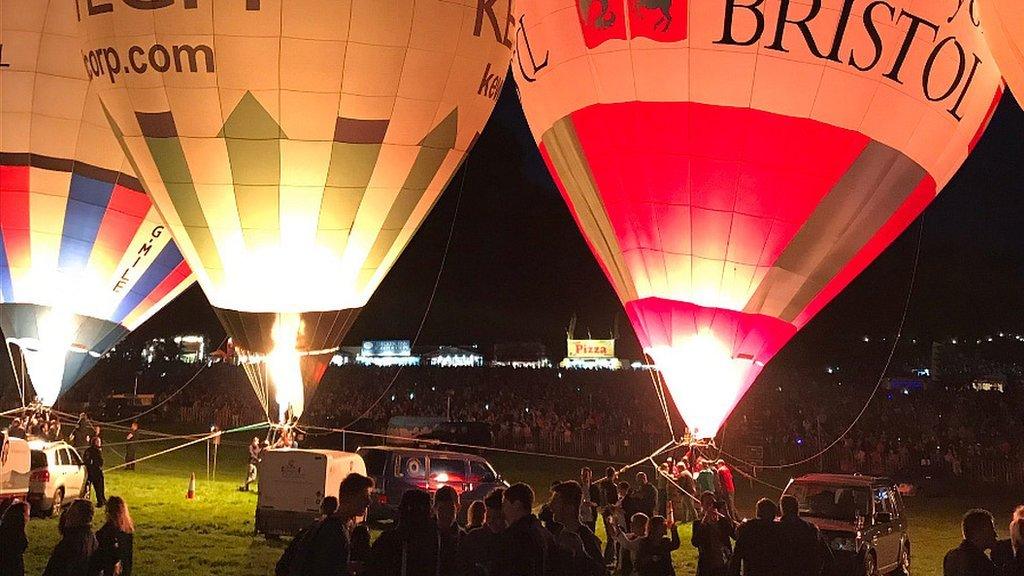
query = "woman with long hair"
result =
(0, 500, 30, 576)
(43, 499, 98, 576)
(92, 496, 135, 576)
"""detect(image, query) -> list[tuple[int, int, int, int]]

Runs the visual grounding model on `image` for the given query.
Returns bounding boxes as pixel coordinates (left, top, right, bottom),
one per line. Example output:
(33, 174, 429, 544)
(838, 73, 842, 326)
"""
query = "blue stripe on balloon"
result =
(57, 174, 114, 273)
(0, 229, 13, 301)
(111, 242, 184, 324)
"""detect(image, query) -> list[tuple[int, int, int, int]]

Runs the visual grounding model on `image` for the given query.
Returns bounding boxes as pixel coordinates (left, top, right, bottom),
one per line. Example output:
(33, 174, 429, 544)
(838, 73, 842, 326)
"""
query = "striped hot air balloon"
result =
(979, 0, 1024, 100)
(77, 0, 514, 421)
(513, 0, 1002, 438)
(0, 0, 194, 406)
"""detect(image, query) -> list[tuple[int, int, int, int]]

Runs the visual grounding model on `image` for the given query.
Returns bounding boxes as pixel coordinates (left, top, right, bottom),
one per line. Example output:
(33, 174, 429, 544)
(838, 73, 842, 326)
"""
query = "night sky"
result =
(52, 80, 1024, 363)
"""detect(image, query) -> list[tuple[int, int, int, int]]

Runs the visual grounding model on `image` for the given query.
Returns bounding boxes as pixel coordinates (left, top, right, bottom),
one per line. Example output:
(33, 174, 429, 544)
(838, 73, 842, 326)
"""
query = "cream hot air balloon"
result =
(513, 0, 1002, 439)
(0, 0, 194, 406)
(978, 0, 1024, 99)
(77, 0, 514, 421)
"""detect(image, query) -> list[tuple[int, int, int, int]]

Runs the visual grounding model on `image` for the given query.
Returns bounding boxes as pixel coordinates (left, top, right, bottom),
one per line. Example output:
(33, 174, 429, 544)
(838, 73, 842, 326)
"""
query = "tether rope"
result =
(720, 217, 924, 471)
(102, 421, 266, 473)
(327, 155, 471, 431)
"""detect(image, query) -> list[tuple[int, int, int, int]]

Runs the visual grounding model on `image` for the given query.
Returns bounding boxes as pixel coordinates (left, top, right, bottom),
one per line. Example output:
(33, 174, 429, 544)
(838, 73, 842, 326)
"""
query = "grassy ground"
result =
(20, 435, 1022, 575)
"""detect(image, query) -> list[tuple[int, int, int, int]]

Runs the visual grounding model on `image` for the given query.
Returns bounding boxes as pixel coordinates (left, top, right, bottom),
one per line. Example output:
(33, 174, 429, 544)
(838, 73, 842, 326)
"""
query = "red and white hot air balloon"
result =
(979, 0, 1024, 100)
(514, 0, 1002, 438)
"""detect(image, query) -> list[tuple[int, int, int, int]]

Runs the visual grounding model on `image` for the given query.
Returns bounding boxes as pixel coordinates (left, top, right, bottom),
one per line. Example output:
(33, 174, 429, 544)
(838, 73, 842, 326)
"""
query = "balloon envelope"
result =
(78, 0, 514, 419)
(0, 0, 194, 406)
(514, 0, 1001, 438)
(979, 0, 1024, 101)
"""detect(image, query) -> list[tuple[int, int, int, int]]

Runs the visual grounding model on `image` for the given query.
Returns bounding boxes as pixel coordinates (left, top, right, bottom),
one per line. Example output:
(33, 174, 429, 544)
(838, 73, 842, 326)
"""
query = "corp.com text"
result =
(83, 42, 214, 83)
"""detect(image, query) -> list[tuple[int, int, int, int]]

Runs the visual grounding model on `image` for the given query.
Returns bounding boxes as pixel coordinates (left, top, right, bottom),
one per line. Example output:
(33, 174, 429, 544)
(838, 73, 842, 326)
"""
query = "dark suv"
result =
(783, 474, 910, 576)
(356, 446, 507, 523)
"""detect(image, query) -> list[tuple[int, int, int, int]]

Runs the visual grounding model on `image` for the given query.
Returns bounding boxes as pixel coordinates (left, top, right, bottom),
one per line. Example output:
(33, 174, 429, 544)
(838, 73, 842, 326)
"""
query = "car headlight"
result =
(831, 537, 858, 552)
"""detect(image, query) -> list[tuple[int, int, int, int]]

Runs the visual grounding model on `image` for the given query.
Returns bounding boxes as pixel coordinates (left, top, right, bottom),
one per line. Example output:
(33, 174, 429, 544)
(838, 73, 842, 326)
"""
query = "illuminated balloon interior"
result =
(78, 0, 514, 418)
(514, 0, 1002, 439)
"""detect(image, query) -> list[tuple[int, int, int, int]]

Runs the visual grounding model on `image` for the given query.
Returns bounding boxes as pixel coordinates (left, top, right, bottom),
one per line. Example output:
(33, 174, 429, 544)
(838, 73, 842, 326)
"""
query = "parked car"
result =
(255, 448, 366, 537)
(356, 445, 507, 523)
(386, 417, 494, 449)
(783, 473, 911, 576)
(1, 434, 30, 513)
(416, 421, 494, 449)
(26, 440, 87, 517)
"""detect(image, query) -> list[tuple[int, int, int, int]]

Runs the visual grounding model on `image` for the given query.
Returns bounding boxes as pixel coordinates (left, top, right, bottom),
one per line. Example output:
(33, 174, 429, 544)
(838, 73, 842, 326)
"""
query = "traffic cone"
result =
(186, 472, 196, 500)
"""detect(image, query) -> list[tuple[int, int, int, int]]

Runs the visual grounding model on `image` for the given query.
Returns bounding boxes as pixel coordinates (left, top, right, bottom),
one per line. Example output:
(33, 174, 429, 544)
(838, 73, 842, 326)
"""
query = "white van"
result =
(255, 448, 366, 537)
(1, 434, 30, 510)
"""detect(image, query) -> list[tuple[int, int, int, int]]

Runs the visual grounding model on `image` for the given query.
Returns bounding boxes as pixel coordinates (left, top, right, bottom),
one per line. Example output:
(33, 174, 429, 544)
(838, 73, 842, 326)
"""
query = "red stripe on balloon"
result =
(0, 165, 33, 272)
(129, 259, 192, 321)
(91, 186, 150, 272)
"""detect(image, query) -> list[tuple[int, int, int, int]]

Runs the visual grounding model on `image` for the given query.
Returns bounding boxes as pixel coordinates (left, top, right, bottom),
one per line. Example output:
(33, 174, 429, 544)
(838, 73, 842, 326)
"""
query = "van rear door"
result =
(1, 437, 30, 501)
(258, 450, 328, 514)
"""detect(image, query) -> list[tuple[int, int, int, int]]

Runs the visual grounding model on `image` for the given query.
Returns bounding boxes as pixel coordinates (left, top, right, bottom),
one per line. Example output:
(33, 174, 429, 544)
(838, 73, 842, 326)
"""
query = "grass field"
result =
(19, 433, 1023, 576)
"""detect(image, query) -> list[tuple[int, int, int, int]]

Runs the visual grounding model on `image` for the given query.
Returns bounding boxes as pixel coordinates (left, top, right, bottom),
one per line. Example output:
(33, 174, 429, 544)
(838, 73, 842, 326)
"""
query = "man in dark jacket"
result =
(944, 509, 998, 576)
(83, 437, 106, 507)
(365, 489, 441, 576)
(300, 473, 374, 576)
(635, 472, 658, 519)
(463, 488, 508, 576)
(730, 498, 780, 576)
(776, 495, 831, 576)
(434, 485, 465, 575)
(498, 483, 555, 576)
(124, 422, 139, 471)
(276, 497, 338, 576)
(70, 414, 90, 445)
(547, 480, 607, 575)
(692, 491, 734, 576)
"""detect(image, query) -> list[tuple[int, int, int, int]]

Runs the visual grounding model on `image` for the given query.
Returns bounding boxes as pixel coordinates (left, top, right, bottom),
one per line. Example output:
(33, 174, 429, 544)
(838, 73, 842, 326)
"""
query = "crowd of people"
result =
(173, 364, 1023, 486)
(733, 378, 1024, 484)
(273, 469, 687, 576)
(4, 409, 62, 443)
(0, 496, 135, 576)
(269, 465, 1024, 576)
(40, 360, 1024, 489)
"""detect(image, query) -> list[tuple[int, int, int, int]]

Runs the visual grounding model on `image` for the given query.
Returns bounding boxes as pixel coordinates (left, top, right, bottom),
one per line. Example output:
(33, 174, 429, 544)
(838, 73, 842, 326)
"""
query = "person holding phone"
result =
(635, 507, 680, 576)
(691, 492, 734, 576)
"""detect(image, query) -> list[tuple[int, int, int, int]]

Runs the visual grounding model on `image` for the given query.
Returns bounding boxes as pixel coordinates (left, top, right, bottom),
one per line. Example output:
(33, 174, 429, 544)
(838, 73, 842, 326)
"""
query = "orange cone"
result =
(186, 472, 196, 500)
